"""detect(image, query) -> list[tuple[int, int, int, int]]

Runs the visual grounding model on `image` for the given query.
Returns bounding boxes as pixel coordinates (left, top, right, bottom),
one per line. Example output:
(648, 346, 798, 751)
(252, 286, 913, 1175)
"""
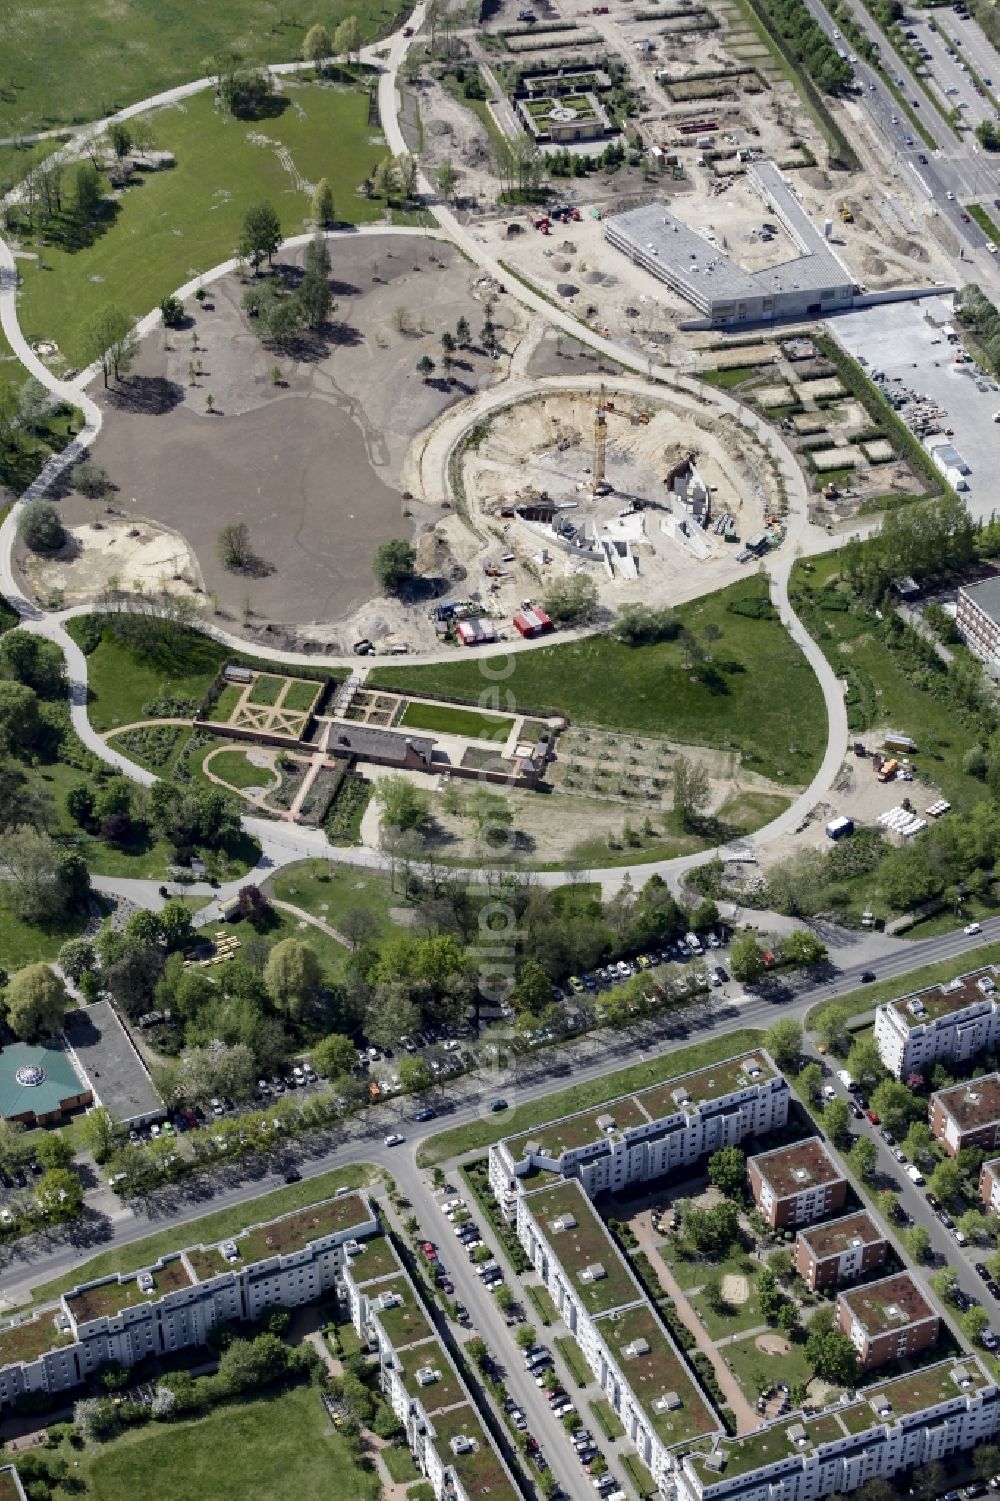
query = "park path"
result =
(101, 716, 193, 740)
(269, 898, 351, 949)
(632, 1216, 760, 1431)
(0, 0, 861, 900)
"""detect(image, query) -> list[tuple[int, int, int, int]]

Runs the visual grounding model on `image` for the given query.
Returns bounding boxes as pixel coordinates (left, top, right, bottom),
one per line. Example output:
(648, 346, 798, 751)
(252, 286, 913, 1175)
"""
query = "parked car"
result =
(384, 1133, 404, 1147)
(865, 1109, 880, 1124)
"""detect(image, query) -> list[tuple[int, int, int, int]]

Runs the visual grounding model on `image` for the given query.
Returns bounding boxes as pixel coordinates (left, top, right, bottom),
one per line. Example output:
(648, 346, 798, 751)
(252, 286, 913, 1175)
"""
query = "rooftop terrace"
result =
(884, 967, 999, 1029)
(524, 1180, 641, 1316)
(798, 1211, 885, 1263)
(186, 1191, 373, 1279)
(838, 1272, 936, 1337)
(430, 1402, 519, 1501)
(595, 1302, 719, 1448)
(504, 1051, 777, 1163)
(66, 1257, 194, 1326)
(690, 1359, 996, 1482)
(344, 1235, 401, 1284)
(933, 1074, 1000, 1131)
(751, 1138, 844, 1199)
(0, 1314, 70, 1371)
(366, 1273, 435, 1349)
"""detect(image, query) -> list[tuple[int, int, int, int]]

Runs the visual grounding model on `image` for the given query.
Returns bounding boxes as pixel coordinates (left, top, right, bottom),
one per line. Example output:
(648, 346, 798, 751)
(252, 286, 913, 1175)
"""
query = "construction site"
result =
(432, 381, 787, 621)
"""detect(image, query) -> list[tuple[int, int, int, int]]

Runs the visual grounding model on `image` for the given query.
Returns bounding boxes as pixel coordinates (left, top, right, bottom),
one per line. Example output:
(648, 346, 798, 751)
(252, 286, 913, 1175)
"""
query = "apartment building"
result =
(874, 967, 1000, 1079)
(982, 1157, 1000, 1213)
(514, 1177, 721, 1489)
(836, 1272, 939, 1372)
(748, 1139, 847, 1229)
(0, 1190, 377, 1410)
(676, 1360, 1000, 1501)
(488, 1050, 789, 1217)
(957, 578, 1000, 671)
(794, 1211, 888, 1293)
(931, 1074, 1000, 1156)
(343, 1236, 520, 1501)
(0, 1468, 25, 1501)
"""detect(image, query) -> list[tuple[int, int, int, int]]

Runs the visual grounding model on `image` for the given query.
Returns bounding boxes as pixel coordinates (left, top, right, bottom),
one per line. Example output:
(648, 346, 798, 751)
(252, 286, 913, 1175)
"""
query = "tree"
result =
(398, 1055, 433, 1093)
(730, 932, 767, 985)
(516, 959, 555, 1014)
(217, 521, 253, 571)
(903, 1224, 931, 1263)
(303, 22, 332, 68)
(912, 1461, 948, 1501)
(467, 1336, 488, 1368)
(417, 354, 435, 383)
(1, 826, 80, 918)
(264, 939, 323, 1021)
(297, 239, 332, 331)
(80, 1106, 123, 1164)
(542, 573, 599, 626)
(962, 1305, 990, 1344)
(312, 1033, 356, 1078)
(799, 1061, 822, 1102)
(707, 1146, 746, 1199)
(611, 604, 680, 645)
(756, 1267, 782, 1323)
(456, 316, 470, 347)
(375, 775, 430, 833)
(764, 1019, 802, 1072)
(6, 964, 68, 1040)
(869, 1079, 923, 1136)
(85, 305, 137, 386)
(373, 539, 416, 592)
(805, 1325, 861, 1385)
(334, 14, 360, 60)
(75, 162, 102, 220)
(904, 1120, 933, 1164)
(108, 122, 132, 160)
(671, 754, 712, 831)
(929, 1156, 963, 1209)
(239, 201, 282, 273)
(851, 1136, 878, 1182)
(974, 1444, 1000, 1484)
(160, 295, 185, 328)
(311, 177, 334, 226)
(814, 1002, 850, 1055)
(781, 930, 828, 968)
(36, 1131, 74, 1172)
(37, 1167, 84, 1222)
(74, 1397, 117, 1441)
(71, 459, 110, 497)
(931, 1266, 959, 1303)
(824, 1096, 850, 1147)
(160, 901, 193, 952)
(845, 1036, 886, 1093)
(18, 499, 65, 553)
(0, 685, 39, 757)
(437, 158, 457, 202)
(58, 937, 96, 984)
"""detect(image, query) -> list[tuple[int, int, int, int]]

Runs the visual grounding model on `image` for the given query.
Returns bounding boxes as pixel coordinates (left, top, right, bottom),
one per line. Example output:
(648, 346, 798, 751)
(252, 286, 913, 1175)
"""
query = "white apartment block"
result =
(344, 1236, 520, 1501)
(874, 967, 1000, 1079)
(488, 1050, 788, 1216)
(0, 1190, 377, 1411)
(675, 1361, 1000, 1501)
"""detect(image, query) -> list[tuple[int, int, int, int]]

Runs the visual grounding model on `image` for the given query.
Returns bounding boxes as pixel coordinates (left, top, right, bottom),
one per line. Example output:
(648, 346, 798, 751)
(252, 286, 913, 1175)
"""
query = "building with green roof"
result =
(0, 1042, 91, 1126)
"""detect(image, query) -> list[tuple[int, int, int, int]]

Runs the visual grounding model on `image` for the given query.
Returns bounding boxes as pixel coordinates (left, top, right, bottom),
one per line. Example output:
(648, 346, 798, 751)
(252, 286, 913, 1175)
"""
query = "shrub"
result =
(18, 501, 65, 553)
(71, 459, 110, 498)
(160, 295, 185, 328)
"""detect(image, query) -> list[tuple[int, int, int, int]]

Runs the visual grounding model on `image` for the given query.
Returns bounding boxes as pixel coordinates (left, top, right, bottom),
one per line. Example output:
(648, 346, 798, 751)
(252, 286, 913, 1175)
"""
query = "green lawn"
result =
(790, 555, 983, 810)
(700, 365, 759, 388)
(968, 203, 1000, 248)
(657, 1245, 755, 1294)
(284, 679, 322, 712)
(524, 1283, 559, 1326)
(591, 1399, 625, 1439)
(716, 790, 790, 832)
(81, 1381, 381, 1501)
(0, 894, 89, 969)
(383, 1445, 421, 1484)
(724, 1330, 818, 1404)
(209, 747, 276, 791)
(806, 940, 1000, 1026)
(371, 578, 825, 785)
(620, 1453, 657, 1497)
(17, 86, 399, 366)
(687, 1278, 764, 1339)
(67, 618, 230, 732)
(555, 1334, 592, 1388)
(210, 683, 245, 723)
(248, 674, 285, 706)
(416, 1029, 764, 1165)
(267, 860, 402, 945)
(26, 1162, 373, 1305)
(224, 905, 348, 979)
(399, 700, 516, 742)
(0, 0, 408, 137)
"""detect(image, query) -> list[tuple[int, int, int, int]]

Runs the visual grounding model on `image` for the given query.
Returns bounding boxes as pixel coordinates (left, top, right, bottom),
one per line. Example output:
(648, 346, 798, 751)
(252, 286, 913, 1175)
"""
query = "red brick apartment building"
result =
(836, 1273, 940, 1372)
(748, 1139, 848, 1229)
(794, 1211, 888, 1292)
(981, 1157, 1000, 1213)
(930, 1074, 1000, 1157)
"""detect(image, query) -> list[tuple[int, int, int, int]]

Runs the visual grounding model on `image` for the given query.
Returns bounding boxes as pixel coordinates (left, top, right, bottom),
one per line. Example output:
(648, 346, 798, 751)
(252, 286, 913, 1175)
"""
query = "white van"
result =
(905, 1164, 924, 1185)
(685, 931, 704, 955)
(837, 1070, 854, 1091)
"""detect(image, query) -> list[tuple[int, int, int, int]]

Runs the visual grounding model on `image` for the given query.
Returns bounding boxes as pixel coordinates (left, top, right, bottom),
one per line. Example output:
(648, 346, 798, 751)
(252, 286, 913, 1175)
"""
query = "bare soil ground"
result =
(79, 235, 517, 639)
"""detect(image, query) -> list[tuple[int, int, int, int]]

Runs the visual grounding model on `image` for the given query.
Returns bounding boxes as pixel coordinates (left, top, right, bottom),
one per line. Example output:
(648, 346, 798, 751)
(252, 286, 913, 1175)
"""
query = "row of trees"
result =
(956, 283, 1000, 378)
(242, 230, 334, 347)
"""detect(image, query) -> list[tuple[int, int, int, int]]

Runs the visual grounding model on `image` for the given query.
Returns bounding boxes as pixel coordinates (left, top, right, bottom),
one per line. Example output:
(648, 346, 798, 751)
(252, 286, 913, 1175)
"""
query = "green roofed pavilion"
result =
(0, 1043, 91, 1126)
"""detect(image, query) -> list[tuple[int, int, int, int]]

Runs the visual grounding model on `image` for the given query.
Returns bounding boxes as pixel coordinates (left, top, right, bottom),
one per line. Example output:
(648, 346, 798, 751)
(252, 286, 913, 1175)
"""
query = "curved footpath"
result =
(0, 3, 853, 898)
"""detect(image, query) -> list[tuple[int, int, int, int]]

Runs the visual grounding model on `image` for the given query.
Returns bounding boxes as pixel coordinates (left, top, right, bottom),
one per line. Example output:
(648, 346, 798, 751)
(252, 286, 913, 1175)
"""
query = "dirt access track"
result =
(78, 234, 517, 636)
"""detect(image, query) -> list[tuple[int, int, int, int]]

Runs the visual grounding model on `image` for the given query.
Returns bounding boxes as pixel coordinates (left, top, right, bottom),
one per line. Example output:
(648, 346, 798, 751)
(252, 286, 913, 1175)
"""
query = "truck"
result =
(905, 1164, 925, 1185)
(836, 1069, 855, 1091)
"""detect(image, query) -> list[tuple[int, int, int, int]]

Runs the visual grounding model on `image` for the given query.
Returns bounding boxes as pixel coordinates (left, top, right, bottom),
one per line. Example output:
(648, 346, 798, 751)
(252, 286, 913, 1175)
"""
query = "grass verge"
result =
(591, 1398, 625, 1439)
(969, 203, 1000, 248)
(525, 1283, 559, 1326)
(554, 1333, 591, 1388)
(23, 1162, 376, 1306)
(416, 1029, 764, 1165)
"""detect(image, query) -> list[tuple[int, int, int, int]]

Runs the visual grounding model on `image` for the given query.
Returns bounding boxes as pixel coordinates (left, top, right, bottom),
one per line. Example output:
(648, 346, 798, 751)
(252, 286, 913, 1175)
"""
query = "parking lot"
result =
(832, 296, 1000, 521)
(906, 12, 995, 130)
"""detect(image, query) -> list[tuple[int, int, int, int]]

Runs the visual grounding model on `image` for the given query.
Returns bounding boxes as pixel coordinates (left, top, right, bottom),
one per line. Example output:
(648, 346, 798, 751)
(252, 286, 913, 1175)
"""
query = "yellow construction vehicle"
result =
(840, 201, 853, 223)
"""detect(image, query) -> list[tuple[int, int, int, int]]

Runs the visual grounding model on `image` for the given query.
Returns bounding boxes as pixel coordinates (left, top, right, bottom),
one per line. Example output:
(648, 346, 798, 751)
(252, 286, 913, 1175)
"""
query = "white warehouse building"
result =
(604, 161, 856, 327)
(874, 966, 1000, 1078)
